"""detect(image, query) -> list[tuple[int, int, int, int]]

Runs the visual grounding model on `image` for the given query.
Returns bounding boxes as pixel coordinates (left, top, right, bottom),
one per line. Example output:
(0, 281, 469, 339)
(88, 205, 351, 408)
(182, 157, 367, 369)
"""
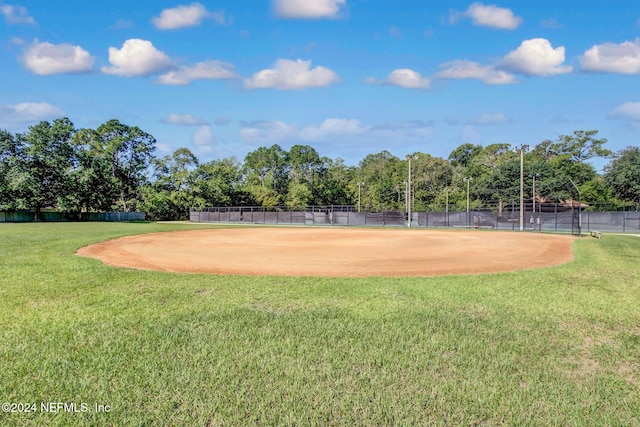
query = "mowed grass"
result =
(0, 223, 639, 426)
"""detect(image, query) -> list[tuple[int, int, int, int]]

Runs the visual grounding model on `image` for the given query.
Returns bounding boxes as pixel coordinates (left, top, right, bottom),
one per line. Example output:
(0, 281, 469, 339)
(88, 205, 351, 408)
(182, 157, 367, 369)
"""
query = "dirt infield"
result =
(76, 228, 575, 278)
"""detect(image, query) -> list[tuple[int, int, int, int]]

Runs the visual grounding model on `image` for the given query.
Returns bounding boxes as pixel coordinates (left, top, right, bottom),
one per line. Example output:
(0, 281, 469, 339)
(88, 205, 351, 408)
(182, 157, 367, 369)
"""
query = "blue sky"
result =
(1, 1, 640, 167)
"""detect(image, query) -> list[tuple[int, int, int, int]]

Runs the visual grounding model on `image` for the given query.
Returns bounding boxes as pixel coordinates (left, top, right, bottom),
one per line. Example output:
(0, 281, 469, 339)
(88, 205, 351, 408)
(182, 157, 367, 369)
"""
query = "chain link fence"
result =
(0, 211, 146, 223)
(190, 205, 640, 233)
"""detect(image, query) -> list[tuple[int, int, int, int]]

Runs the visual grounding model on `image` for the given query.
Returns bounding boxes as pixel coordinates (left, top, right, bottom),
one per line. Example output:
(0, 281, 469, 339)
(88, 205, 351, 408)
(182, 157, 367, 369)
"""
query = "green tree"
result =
(152, 147, 199, 192)
(553, 130, 611, 164)
(285, 181, 313, 208)
(0, 130, 23, 210)
(64, 127, 119, 214)
(358, 151, 402, 210)
(547, 130, 611, 186)
(190, 158, 244, 207)
(411, 154, 454, 210)
(288, 144, 321, 185)
(317, 157, 355, 206)
(144, 148, 200, 220)
(96, 119, 156, 212)
(10, 118, 75, 220)
(580, 176, 613, 209)
(448, 143, 483, 168)
(604, 146, 640, 204)
(242, 145, 289, 206)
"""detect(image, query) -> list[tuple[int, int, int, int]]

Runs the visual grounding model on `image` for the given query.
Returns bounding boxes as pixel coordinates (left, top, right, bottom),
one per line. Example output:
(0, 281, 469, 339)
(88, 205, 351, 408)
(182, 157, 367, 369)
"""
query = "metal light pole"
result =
(445, 188, 449, 227)
(531, 173, 539, 228)
(357, 182, 364, 212)
(405, 155, 416, 228)
(568, 178, 582, 236)
(532, 174, 536, 215)
(404, 180, 408, 221)
(516, 144, 529, 231)
(464, 177, 472, 227)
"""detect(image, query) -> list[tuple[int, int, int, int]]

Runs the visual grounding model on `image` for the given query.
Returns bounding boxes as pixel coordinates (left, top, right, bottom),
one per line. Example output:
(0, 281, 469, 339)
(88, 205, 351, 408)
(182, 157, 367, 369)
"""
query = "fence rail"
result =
(0, 211, 146, 223)
(190, 206, 640, 233)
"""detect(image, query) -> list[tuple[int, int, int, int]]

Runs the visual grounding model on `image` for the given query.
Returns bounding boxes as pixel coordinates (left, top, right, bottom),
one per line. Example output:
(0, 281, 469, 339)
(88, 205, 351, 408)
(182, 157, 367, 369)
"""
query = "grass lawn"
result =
(0, 222, 639, 426)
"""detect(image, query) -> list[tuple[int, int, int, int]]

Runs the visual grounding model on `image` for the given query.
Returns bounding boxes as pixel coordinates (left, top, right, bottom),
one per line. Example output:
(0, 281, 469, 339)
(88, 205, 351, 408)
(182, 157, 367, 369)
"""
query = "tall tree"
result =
(411, 154, 454, 210)
(151, 147, 199, 192)
(190, 158, 244, 208)
(242, 144, 289, 206)
(548, 130, 610, 186)
(0, 130, 23, 210)
(10, 118, 75, 220)
(604, 146, 640, 204)
(448, 143, 483, 168)
(64, 127, 118, 214)
(95, 119, 156, 211)
(144, 148, 200, 220)
(358, 151, 402, 210)
(317, 157, 355, 206)
(288, 145, 321, 184)
(553, 130, 611, 163)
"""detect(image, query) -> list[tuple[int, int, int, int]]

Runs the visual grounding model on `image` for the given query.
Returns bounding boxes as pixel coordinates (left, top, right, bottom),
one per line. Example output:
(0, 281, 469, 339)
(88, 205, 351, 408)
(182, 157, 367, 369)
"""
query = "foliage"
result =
(0, 130, 22, 210)
(189, 158, 244, 208)
(605, 146, 640, 203)
(0, 118, 637, 218)
(9, 118, 75, 219)
(95, 119, 156, 212)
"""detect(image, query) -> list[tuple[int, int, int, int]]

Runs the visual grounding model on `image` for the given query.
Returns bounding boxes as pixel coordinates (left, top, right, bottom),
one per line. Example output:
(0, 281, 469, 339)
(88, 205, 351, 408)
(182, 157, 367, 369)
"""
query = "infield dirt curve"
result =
(77, 227, 575, 278)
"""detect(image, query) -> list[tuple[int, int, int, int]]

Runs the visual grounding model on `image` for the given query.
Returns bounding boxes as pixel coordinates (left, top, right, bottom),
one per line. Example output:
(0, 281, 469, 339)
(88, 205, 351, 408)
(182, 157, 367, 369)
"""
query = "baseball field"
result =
(1, 222, 638, 425)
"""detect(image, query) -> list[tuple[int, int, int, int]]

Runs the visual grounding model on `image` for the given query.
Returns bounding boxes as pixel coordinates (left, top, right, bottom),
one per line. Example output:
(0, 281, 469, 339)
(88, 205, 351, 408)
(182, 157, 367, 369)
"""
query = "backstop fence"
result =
(190, 205, 640, 234)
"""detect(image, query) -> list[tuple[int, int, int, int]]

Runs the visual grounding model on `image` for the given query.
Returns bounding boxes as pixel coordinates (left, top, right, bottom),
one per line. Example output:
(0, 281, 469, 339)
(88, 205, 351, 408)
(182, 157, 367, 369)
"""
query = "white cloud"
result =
(239, 118, 434, 145)
(451, 2, 522, 30)
(192, 125, 216, 146)
(1, 4, 35, 24)
(607, 102, 640, 122)
(239, 120, 296, 144)
(435, 60, 517, 85)
(102, 39, 173, 77)
(162, 113, 208, 126)
(370, 120, 434, 139)
(367, 68, 431, 89)
(467, 113, 511, 125)
(580, 39, 640, 74)
(21, 40, 95, 75)
(152, 3, 225, 29)
(273, 0, 347, 19)
(299, 118, 367, 141)
(502, 38, 572, 76)
(0, 102, 64, 124)
(244, 59, 339, 90)
(385, 69, 431, 89)
(157, 60, 239, 85)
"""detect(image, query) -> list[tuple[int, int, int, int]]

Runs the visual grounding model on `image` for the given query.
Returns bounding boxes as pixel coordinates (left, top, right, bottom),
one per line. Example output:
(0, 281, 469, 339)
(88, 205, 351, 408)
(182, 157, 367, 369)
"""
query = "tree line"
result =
(1, 117, 639, 220)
